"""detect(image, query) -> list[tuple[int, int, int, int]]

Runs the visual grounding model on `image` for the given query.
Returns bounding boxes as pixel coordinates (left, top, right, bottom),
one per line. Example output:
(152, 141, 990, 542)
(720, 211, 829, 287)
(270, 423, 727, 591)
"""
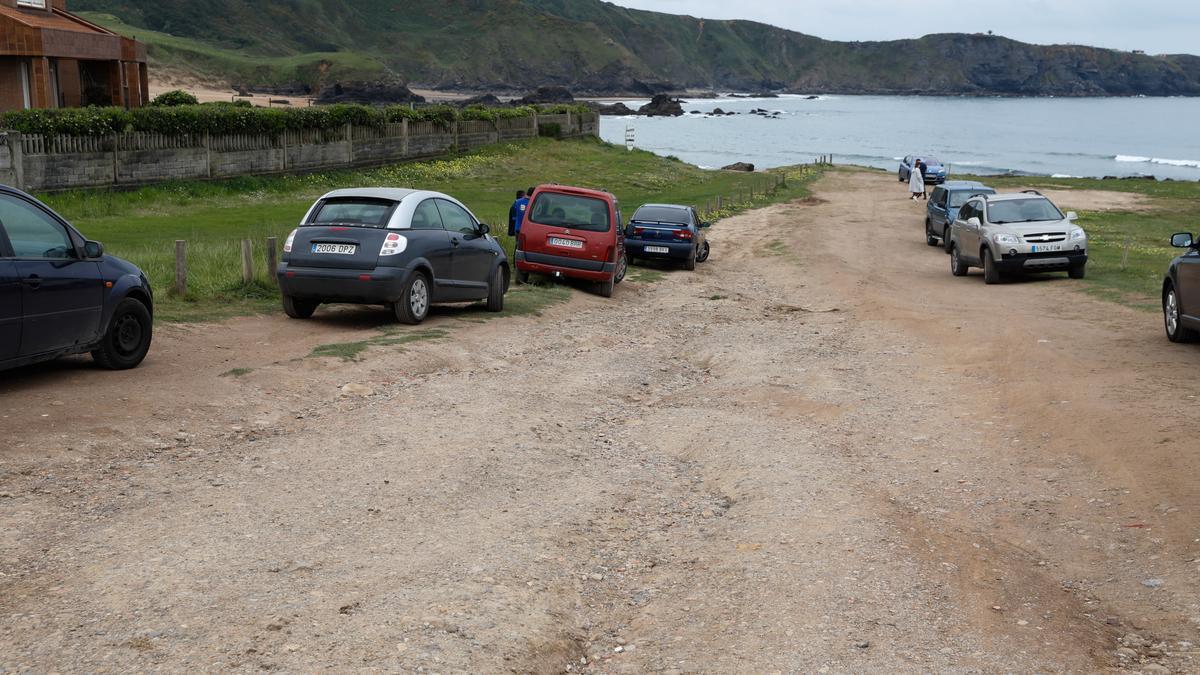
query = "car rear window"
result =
(987, 198, 1064, 224)
(529, 192, 610, 232)
(949, 189, 993, 208)
(632, 206, 690, 225)
(309, 198, 397, 228)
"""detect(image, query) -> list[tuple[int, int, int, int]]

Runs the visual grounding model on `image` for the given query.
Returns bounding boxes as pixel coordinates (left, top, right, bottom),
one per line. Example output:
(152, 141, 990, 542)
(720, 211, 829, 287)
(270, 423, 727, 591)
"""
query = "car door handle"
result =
(22, 274, 41, 289)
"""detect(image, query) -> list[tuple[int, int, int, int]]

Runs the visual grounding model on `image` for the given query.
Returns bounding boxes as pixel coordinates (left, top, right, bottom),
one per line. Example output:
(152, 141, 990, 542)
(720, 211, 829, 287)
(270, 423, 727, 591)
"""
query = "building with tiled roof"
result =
(0, 0, 148, 110)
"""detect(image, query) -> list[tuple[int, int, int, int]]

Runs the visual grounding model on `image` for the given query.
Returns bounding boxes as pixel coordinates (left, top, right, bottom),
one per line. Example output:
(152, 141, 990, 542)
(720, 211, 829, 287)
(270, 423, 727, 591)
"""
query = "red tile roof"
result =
(0, 6, 113, 35)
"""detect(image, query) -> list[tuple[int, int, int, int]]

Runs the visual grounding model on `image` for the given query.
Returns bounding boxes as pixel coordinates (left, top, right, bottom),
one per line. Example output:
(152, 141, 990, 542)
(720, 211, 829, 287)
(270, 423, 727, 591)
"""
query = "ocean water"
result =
(598, 95, 1200, 181)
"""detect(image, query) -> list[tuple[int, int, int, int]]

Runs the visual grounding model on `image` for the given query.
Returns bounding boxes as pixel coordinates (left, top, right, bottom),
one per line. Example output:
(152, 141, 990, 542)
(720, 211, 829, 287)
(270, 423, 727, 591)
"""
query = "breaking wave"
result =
(1115, 155, 1200, 169)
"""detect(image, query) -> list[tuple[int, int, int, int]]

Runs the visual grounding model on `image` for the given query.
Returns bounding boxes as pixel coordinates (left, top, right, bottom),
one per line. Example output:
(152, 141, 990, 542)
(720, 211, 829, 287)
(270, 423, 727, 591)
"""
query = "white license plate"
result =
(1031, 244, 1063, 253)
(313, 243, 357, 255)
(549, 237, 584, 249)
(644, 246, 670, 254)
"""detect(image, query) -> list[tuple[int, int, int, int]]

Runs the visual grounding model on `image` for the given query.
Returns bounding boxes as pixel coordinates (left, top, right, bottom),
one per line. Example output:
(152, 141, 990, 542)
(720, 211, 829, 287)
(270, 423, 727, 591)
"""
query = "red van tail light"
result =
(674, 229, 693, 240)
(605, 246, 615, 263)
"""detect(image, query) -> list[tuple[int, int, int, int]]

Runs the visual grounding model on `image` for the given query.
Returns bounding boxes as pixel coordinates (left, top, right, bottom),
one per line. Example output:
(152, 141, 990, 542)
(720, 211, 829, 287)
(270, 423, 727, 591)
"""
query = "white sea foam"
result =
(1115, 155, 1200, 169)
(1052, 174, 1080, 179)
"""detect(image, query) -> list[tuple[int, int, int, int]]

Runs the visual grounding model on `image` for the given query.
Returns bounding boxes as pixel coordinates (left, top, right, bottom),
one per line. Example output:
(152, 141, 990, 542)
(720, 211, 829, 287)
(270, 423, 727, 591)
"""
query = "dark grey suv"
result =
(1163, 232, 1200, 343)
(278, 189, 509, 324)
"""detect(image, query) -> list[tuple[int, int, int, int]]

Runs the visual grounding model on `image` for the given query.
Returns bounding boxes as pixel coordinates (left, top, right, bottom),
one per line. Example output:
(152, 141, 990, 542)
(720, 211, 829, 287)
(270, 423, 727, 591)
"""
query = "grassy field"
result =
(963, 175, 1200, 310)
(40, 137, 818, 322)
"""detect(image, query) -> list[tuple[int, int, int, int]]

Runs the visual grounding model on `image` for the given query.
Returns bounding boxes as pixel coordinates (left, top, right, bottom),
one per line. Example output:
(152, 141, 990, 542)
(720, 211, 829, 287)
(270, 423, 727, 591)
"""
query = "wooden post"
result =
(717, 195, 722, 210)
(1121, 237, 1132, 270)
(241, 239, 254, 284)
(174, 240, 187, 296)
(266, 237, 278, 283)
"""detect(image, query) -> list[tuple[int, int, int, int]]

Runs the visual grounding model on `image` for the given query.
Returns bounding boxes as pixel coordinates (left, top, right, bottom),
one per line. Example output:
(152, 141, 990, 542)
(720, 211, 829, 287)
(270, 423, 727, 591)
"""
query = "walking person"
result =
(508, 189, 525, 237)
(909, 159, 927, 200)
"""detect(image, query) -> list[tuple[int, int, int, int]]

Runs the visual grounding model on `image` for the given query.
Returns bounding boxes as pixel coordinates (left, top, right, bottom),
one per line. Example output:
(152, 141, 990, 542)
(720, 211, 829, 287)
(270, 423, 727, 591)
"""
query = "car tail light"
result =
(283, 228, 298, 253)
(379, 232, 407, 256)
(605, 246, 615, 263)
(674, 229, 693, 240)
(633, 227, 645, 236)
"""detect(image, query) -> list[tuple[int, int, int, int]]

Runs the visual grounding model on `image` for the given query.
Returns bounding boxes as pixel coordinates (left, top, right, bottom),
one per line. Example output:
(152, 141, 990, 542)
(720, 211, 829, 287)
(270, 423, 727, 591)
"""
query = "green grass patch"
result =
(39, 137, 820, 323)
(220, 367, 254, 378)
(310, 328, 449, 361)
(628, 265, 667, 283)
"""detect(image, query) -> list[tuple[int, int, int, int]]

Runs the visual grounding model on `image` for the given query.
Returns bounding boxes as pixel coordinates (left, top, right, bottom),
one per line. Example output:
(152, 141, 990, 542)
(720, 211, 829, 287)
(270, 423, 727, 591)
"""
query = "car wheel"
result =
(614, 255, 628, 284)
(1165, 284, 1198, 343)
(942, 227, 953, 254)
(899, 170, 906, 183)
(282, 294, 318, 319)
(950, 245, 968, 277)
(516, 268, 530, 285)
(486, 266, 505, 313)
(697, 241, 711, 262)
(983, 251, 1002, 285)
(91, 297, 153, 370)
(926, 222, 939, 247)
(683, 249, 697, 271)
(394, 272, 430, 325)
(1068, 263, 1086, 280)
(597, 274, 615, 298)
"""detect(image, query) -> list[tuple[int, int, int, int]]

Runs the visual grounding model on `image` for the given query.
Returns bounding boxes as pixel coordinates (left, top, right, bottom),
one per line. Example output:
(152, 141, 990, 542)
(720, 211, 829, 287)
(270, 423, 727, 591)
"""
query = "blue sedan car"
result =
(1, 185, 154, 372)
(624, 204, 710, 271)
(925, 181, 996, 251)
(899, 155, 948, 185)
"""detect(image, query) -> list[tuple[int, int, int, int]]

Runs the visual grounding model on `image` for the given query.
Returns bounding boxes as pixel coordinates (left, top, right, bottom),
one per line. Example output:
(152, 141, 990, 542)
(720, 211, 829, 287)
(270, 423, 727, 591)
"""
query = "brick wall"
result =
(0, 112, 601, 191)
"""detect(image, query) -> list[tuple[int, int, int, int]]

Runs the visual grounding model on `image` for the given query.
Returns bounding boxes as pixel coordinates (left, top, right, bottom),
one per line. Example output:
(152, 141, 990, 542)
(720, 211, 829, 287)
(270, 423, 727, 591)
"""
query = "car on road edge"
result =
(625, 203, 711, 270)
(1163, 231, 1200, 343)
(926, 181, 996, 250)
(947, 191, 1088, 284)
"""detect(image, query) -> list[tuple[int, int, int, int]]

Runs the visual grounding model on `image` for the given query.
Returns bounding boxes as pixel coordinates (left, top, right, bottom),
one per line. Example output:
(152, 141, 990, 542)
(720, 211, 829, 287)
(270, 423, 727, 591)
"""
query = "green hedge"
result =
(0, 102, 594, 138)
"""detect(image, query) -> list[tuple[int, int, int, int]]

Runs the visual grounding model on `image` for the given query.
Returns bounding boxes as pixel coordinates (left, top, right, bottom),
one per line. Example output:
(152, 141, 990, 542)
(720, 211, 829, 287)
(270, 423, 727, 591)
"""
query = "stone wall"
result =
(0, 112, 600, 192)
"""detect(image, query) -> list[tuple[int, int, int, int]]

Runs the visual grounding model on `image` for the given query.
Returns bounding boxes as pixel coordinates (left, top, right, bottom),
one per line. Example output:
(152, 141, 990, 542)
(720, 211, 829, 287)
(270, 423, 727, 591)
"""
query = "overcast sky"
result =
(607, 0, 1199, 55)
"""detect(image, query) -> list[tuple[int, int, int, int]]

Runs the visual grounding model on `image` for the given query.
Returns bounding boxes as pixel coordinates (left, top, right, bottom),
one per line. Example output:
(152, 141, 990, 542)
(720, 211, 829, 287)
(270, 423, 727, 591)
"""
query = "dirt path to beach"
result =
(2, 170, 1196, 672)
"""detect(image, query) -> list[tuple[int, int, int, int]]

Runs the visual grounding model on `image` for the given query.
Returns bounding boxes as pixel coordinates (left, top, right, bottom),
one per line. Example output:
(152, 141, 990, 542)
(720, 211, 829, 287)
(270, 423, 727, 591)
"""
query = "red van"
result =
(515, 184, 627, 297)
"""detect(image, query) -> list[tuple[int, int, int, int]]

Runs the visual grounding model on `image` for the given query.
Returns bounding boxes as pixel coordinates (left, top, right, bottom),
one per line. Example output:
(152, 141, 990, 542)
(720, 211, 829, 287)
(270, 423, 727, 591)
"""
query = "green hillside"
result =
(74, 0, 1200, 96)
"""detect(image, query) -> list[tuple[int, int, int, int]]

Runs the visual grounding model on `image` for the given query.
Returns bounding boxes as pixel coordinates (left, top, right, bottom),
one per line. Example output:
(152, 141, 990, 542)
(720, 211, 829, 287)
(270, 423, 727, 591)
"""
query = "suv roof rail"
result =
(968, 193, 990, 200)
(1021, 189, 1043, 196)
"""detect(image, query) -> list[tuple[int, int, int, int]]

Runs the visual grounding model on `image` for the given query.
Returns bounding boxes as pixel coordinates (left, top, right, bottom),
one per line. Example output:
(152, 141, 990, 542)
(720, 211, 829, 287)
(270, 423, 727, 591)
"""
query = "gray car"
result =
(948, 191, 1088, 284)
(278, 188, 509, 324)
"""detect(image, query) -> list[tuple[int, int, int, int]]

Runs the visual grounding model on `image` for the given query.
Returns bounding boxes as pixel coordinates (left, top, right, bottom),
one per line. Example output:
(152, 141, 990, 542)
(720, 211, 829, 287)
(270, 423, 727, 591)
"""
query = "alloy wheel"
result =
(410, 276, 429, 318)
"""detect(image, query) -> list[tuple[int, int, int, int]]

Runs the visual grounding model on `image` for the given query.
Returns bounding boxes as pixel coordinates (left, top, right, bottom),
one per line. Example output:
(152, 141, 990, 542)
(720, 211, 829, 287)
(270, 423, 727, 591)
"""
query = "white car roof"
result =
(318, 188, 422, 202)
(302, 188, 481, 230)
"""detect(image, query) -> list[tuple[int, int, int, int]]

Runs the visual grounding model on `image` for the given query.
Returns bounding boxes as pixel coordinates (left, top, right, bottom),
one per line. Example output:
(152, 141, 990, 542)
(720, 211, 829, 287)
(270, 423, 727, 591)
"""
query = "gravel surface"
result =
(1, 170, 1197, 672)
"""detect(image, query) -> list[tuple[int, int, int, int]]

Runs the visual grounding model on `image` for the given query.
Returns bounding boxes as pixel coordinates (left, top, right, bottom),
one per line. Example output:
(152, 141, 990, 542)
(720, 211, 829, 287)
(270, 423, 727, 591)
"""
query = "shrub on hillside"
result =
(151, 90, 200, 107)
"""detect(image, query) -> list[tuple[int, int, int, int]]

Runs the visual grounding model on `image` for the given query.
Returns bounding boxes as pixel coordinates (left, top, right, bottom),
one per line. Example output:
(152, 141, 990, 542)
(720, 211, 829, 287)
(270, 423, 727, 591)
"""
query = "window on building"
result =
(16, 0, 48, 9)
(20, 62, 31, 110)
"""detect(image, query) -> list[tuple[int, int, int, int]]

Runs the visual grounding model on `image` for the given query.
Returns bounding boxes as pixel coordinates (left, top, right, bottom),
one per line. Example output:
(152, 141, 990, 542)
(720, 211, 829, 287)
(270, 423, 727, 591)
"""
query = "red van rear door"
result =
(525, 191, 613, 267)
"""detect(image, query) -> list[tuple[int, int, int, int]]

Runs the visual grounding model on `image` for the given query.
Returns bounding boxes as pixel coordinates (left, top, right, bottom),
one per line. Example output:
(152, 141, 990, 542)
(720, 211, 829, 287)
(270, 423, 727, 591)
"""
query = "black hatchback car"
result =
(1163, 231, 1200, 343)
(278, 188, 509, 324)
(624, 203, 711, 271)
(1, 185, 154, 372)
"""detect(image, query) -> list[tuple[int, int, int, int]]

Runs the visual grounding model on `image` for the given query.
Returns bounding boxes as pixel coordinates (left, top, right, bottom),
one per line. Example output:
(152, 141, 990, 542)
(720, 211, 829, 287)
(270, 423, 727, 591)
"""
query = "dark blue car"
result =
(1, 186, 153, 372)
(624, 204, 710, 271)
(899, 155, 948, 185)
(925, 181, 995, 251)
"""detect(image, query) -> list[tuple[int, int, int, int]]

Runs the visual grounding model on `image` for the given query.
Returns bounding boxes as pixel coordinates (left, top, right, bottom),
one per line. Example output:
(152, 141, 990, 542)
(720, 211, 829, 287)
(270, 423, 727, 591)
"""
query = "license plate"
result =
(645, 246, 670, 254)
(1031, 244, 1063, 253)
(549, 237, 583, 249)
(313, 243, 357, 255)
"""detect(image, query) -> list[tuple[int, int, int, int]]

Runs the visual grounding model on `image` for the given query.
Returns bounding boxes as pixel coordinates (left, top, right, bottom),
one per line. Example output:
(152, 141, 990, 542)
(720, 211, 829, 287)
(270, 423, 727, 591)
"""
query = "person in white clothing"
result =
(909, 159, 926, 200)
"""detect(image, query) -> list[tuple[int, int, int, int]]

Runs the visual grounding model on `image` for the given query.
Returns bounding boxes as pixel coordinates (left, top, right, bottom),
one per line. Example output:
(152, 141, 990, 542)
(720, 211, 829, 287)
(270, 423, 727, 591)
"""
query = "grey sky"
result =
(607, 0, 1199, 55)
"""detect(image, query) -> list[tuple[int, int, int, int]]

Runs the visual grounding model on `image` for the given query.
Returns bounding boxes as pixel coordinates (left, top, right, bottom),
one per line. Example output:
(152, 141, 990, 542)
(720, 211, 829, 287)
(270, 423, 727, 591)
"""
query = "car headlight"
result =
(992, 233, 1020, 245)
(1070, 228, 1086, 240)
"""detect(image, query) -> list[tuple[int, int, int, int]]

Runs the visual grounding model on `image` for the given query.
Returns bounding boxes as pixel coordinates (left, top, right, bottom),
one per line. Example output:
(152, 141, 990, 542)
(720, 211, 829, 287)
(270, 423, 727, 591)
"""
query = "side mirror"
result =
(967, 217, 981, 228)
(1170, 232, 1194, 249)
(83, 240, 104, 259)
(477, 222, 490, 236)
(1066, 211, 1078, 221)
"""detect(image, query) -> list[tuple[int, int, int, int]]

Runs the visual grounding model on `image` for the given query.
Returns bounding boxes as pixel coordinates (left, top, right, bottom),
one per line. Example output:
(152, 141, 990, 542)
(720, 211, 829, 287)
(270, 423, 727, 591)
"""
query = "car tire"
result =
(683, 249, 697, 271)
(943, 227, 953, 254)
(597, 274, 615, 298)
(614, 255, 627, 284)
(486, 266, 505, 313)
(983, 251, 1002, 285)
(1164, 284, 1199, 343)
(1068, 263, 1086, 280)
(697, 241, 711, 262)
(394, 272, 430, 325)
(516, 268, 530, 285)
(899, 170, 906, 183)
(950, 245, 968, 277)
(91, 297, 153, 370)
(282, 294, 318, 319)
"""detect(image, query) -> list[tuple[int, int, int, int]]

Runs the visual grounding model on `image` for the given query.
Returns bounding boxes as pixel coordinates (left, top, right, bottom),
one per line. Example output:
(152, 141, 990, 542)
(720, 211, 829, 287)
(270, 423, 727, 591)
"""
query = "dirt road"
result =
(2, 170, 1197, 672)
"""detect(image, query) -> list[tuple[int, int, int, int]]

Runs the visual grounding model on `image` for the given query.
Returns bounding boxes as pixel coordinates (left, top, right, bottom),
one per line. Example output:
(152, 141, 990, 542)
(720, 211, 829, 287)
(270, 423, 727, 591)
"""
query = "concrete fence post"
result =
(111, 132, 119, 185)
(345, 122, 354, 166)
(204, 130, 212, 179)
(266, 237, 278, 283)
(174, 240, 187, 297)
(401, 118, 410, 157)
(241, 239, 254, 285)
(8, 133, 25, 191)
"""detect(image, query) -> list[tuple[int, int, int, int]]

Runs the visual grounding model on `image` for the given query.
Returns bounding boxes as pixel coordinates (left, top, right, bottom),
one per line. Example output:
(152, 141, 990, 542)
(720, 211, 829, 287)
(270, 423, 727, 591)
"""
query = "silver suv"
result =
(948, 191, 1088, 284)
